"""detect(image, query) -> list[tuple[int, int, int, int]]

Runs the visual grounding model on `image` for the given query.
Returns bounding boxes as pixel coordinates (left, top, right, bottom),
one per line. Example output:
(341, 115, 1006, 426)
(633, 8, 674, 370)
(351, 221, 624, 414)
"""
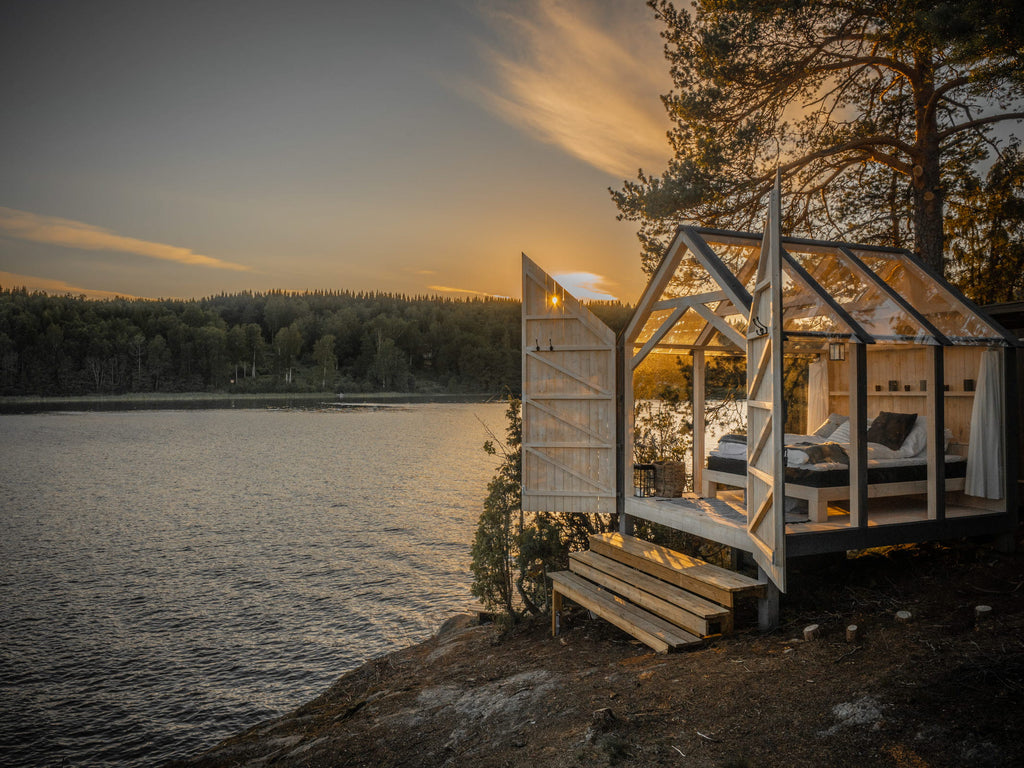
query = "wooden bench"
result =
(550, 533, 766, 652)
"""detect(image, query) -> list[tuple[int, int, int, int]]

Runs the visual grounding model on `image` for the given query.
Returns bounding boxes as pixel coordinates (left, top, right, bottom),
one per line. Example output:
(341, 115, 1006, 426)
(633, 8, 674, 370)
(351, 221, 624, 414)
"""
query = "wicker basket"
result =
(652, 460, 687, 497)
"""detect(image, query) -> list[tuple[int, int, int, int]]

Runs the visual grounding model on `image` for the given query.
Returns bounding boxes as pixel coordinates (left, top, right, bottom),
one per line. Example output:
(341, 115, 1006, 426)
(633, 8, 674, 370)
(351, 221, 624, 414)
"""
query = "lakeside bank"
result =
(168, 537, 1024, 768)
(0, 391, 499, 414)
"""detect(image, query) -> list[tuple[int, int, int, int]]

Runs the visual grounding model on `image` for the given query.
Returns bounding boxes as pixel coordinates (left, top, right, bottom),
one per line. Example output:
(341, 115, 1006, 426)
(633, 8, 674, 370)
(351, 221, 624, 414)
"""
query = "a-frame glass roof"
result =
(851, 249, 1010, 343)
(624, 227, 1016, 361)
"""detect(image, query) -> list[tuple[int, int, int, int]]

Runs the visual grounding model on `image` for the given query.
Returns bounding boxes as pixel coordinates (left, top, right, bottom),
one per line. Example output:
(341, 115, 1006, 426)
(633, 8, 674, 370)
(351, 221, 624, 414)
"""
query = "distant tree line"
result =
(0, 287, 634, 397)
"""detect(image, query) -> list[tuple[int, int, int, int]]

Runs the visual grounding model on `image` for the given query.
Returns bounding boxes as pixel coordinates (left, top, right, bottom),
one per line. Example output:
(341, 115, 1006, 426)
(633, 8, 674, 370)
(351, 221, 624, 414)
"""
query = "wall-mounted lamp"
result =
(828, 342, 846, 361)
(550, 294, 560, 307)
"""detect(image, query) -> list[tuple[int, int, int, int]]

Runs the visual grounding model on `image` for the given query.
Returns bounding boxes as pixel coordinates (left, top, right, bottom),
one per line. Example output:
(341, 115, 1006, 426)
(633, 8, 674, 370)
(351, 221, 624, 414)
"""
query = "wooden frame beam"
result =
(678, 228, 753, 316)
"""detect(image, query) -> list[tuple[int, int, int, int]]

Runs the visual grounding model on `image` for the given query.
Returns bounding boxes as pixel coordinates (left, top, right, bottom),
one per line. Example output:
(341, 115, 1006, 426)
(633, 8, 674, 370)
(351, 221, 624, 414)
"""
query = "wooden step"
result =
(589, 532, 766, 607)
(549, 571, 703, 653)
(569, 550, 732, 636)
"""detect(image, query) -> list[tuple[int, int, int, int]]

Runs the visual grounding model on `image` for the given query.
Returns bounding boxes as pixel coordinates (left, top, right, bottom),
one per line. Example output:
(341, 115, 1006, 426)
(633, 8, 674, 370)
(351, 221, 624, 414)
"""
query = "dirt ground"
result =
(169, 535, 1024, 768)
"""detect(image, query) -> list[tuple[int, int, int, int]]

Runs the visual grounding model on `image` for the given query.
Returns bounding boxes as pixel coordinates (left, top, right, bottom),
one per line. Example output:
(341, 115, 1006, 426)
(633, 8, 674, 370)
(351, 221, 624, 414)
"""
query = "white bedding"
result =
(710, 431, 963, 471)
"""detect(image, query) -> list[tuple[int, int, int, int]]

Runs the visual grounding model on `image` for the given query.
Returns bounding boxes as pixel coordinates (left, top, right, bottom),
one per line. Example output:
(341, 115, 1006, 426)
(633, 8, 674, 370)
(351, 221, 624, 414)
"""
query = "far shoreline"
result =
(0, 391, 503, 414)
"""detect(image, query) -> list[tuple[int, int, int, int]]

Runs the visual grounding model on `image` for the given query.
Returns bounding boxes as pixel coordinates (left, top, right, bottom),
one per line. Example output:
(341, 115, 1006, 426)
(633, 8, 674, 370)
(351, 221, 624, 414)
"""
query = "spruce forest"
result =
(0, 287, 633, 397)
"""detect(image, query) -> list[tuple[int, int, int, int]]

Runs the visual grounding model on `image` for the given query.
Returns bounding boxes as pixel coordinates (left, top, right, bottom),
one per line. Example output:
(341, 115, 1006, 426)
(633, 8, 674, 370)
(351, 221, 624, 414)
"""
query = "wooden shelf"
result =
(828, 391, 975, 397)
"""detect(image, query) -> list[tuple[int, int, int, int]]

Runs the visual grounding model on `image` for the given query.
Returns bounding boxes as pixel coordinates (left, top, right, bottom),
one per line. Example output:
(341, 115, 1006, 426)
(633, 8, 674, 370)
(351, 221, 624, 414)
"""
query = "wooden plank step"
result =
(589, 532, 766, 607)
(570, 550, 732, 636)
(549, 571, 702, 652)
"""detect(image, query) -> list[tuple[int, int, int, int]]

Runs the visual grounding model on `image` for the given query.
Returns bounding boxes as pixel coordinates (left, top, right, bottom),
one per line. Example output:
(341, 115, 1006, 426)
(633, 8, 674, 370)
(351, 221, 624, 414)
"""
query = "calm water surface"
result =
(0, 403, 505, 767)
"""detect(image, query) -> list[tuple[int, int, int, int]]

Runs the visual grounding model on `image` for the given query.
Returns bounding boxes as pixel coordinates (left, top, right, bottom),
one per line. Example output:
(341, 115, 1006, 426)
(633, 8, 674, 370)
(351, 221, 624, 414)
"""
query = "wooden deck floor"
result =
(626, 493, 751, 552)
(626, 489, 1005, 553)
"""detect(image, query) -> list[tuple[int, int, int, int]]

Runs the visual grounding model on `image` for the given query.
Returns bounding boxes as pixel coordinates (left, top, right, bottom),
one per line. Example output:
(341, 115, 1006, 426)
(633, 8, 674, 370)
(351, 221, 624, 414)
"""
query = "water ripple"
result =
(0, 403, 504, 767)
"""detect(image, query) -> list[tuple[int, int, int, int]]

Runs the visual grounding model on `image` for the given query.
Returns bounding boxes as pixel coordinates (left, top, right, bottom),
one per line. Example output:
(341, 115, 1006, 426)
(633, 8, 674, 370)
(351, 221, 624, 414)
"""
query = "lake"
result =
(0, 402, 507, 767)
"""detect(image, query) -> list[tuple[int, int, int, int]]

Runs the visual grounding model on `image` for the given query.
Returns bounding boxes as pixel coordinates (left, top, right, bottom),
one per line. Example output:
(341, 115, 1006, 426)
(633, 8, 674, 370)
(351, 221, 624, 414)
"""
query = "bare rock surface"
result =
(167, 539, 1024, 768)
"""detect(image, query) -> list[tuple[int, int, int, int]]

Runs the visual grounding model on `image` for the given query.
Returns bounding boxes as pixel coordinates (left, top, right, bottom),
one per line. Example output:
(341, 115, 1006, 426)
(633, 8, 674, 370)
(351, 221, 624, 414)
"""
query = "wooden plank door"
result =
(521, 255, 617, 515)
(745, 177, 787, 592)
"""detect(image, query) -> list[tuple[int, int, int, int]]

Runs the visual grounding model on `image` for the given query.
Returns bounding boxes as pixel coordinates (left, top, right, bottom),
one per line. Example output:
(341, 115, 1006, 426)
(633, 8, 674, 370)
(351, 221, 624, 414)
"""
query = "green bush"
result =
(470, 397, 613, 620)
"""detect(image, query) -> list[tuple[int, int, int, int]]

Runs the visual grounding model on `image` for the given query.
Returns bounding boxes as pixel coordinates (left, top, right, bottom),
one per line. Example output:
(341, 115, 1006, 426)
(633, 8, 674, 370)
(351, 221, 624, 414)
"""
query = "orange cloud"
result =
(471, 0, 670, 178)
(0, 270, 144, 300)
(428, 284, 506, 298)
(0, 207, 251, 272)
(552, 271, 618, 301)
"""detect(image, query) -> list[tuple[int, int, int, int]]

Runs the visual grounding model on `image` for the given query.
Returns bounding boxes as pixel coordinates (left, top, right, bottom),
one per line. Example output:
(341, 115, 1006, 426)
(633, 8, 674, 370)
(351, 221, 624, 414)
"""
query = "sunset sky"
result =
(0, 0, 673, 302)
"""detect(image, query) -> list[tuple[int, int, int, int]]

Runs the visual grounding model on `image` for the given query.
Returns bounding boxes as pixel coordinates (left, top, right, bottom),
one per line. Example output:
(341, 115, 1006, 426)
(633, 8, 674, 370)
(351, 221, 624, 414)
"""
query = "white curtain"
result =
(806, 357, 829, 433)
(966, 348, 1004, 499)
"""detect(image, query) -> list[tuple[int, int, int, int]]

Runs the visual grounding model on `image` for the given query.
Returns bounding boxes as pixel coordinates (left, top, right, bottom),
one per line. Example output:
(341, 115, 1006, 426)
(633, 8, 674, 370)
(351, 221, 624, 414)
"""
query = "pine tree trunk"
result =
(912, 149, 945, 276)
(912, 53, 945, 276)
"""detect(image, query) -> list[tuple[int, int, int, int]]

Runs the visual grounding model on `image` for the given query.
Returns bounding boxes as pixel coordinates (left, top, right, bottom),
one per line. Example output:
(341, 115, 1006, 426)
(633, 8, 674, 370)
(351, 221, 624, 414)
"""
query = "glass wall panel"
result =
(854, 251, 1006, 342)
(660, 308, 710, 347)
(779, 264, 847, 336)
(661, 247, 728, 300)
(634, 307, 675, 345)
(787, 247, 935, 343)
(701, 242, 761, 294)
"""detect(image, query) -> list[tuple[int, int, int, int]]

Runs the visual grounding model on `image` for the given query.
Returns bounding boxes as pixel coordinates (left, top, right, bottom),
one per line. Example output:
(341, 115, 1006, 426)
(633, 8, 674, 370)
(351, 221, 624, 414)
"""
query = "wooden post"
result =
(1004, 346, 1019, 525)
(926, 345, 946, 521)
(616, 332, 628, 532)
(849, 344, 868, 528)
(693, 349, 705, 495)
(552, 590, 563, 636)
(757, 566, 780, 631)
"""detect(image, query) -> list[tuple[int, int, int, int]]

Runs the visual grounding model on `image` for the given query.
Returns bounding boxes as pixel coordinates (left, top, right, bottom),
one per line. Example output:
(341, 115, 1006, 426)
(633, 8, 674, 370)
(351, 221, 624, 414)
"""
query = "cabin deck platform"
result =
(626, 489, 1012, 557)
(625, 493, 752, 552)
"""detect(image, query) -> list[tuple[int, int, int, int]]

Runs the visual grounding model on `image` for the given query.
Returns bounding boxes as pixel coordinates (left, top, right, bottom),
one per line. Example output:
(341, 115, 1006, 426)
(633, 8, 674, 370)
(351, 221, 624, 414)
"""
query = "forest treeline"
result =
(0, 287, 634, 397)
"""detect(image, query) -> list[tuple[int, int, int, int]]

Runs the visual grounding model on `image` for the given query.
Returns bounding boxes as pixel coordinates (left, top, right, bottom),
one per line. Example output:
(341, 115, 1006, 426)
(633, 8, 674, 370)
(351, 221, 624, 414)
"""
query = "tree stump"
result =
(895, 610, 912, 624)
(846, 624, 860, 643)
(803, 624, 821, 641)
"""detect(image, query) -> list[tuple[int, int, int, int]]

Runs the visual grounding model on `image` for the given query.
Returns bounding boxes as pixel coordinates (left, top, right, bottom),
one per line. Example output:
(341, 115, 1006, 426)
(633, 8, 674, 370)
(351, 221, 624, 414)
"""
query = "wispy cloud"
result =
(428, 284, 504, 298)
(470, 0, 670, 178)
(0, 270, 143, 300)
(0, 207, 251, 272)
(553, 271, 618, 301)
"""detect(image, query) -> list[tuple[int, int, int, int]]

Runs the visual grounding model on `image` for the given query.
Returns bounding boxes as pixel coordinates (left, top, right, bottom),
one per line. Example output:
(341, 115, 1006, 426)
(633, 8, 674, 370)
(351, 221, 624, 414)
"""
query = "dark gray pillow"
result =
(865, 411, 918, 451)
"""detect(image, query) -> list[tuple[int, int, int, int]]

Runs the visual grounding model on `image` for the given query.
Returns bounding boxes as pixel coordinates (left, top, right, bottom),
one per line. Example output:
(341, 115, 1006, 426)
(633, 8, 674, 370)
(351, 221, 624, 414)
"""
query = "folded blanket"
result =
(718, 433, 747, 446)
(716, 441, 747, 458)
(788, 441, 848, 465)
(712, 434, 849, 467)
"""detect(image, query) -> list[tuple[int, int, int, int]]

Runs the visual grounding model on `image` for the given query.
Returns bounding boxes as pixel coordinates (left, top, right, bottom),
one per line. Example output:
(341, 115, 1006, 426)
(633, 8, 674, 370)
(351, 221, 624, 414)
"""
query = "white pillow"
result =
(867, 442, 900, 460)
(897, 418, 928, 458)
(830, 419, 851, 444)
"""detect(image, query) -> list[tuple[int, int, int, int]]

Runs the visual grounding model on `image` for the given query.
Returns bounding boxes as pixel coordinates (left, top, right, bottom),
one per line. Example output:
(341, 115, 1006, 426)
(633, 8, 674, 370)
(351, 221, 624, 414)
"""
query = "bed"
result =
(701, 413, 967, 523)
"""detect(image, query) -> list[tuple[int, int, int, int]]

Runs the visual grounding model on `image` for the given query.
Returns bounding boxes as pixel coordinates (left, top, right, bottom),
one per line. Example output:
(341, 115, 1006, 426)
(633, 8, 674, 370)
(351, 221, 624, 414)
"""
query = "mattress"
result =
(706, 453, 967, 489)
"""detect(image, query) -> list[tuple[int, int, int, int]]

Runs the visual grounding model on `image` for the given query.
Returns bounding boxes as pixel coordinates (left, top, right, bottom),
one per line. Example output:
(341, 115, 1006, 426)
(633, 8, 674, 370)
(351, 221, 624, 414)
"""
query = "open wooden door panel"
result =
(746, 178, 787, 592)
(521, 255, 617, 515)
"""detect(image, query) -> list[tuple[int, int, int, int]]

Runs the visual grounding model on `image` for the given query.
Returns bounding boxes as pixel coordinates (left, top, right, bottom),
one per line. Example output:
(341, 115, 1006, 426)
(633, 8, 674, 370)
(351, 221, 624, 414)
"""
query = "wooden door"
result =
(521, 255, 617, 515)
(746, 178, 787, 591)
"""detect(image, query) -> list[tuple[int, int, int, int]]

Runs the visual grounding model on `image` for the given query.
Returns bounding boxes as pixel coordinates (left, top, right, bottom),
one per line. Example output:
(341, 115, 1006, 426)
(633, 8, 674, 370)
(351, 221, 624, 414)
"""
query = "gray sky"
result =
(0, 0, 672, 301)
